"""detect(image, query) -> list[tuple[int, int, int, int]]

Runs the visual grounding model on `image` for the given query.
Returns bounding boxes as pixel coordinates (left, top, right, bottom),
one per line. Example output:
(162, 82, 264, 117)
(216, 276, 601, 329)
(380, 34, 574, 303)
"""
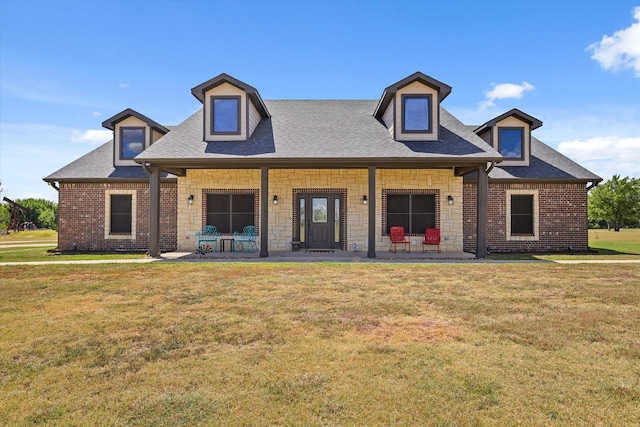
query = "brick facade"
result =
(463, 182, 589, 253)
(57, 182, 177, 252)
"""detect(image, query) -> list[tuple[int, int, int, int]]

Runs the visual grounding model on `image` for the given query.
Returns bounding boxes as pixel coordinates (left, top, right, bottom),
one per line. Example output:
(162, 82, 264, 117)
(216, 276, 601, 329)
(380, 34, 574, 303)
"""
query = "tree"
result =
(588, 175, 640, 231)
(0, 198, 58, 231)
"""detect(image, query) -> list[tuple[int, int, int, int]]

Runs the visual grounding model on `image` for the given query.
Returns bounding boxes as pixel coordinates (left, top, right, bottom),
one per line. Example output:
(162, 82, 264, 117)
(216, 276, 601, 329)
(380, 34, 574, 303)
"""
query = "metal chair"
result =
(233, 225, 258, 252)
(389, 226, 410, 253)
(422, 228, 441, 253)
(196, 225, 220, 252)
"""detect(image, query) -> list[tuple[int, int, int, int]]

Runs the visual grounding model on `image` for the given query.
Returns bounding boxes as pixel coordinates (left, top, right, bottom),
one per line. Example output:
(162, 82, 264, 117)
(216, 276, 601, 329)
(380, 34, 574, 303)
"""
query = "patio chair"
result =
(196, 225, 220, 252)
(233, 225, 258, 252)
(422, 228, 441, 253)
(389, 226, 410, 253)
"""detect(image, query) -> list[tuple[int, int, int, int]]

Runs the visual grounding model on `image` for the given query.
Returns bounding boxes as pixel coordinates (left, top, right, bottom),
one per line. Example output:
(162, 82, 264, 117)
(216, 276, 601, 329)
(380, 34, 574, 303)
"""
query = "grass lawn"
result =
(489, 228, 640, 261)
(1, 263, 639, 426)
(0, 230, 146, 262)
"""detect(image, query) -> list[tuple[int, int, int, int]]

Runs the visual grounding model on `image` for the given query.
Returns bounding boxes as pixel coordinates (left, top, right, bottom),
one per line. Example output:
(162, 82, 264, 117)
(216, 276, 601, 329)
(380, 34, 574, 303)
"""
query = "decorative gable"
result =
(190, 73, 270, 142)
(474, 109, 542, 167)
(374, 72, 452, 142)
(102, 108, 169, 167)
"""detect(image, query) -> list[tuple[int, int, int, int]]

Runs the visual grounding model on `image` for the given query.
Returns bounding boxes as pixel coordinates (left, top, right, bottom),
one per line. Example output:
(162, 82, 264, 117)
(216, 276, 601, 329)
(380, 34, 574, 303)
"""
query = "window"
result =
(110, 194, 132, 234)
(507, 190, 538, 241)
(206, 193, 255, 234)
(402, 94, 432, 133)
(510, 195, 533, 235)
(386, 194, 436, 234)
(498, 127, 524, 160)
(120, 127, 145, 159)
(211, 96, 240, 134)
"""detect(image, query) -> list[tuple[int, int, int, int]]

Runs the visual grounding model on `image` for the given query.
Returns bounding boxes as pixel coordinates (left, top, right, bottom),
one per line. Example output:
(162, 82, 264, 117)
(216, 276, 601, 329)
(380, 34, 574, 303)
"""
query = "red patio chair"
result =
(422, 228, 440, 253)
(389, 226, 410, 253)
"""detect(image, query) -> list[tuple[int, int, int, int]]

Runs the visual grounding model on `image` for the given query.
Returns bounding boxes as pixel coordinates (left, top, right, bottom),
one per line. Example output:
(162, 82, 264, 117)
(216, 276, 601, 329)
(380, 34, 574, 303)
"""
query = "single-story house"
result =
(44, 72, 601, 257)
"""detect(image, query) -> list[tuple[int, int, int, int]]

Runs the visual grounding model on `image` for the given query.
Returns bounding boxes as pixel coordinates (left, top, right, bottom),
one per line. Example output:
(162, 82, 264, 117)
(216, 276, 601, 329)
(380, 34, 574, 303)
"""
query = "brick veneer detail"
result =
(57, 182, 177, 251)
(463, 182, 589, 253)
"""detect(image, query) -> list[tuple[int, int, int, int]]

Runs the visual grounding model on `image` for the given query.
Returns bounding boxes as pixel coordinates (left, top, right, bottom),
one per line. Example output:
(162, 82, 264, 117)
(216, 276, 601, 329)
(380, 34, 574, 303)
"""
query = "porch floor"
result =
(161, 250, 477, 262)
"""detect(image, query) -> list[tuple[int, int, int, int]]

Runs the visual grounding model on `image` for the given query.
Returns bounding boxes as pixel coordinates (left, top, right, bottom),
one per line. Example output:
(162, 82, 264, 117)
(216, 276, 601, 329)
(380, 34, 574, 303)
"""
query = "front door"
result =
(297, 193, 342, 250)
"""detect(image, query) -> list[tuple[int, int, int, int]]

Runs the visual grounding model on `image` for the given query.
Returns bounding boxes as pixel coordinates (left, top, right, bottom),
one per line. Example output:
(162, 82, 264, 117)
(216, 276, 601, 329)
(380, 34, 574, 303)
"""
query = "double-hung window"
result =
(110, 194, 132, 234)
(211, 96, 241, 134)
(402, 94, 432, 133)
(386, 193, 436, 234)
(120, 127, 145, 160)
(498, 127, 524, 160)
(206, 193, 255, 234)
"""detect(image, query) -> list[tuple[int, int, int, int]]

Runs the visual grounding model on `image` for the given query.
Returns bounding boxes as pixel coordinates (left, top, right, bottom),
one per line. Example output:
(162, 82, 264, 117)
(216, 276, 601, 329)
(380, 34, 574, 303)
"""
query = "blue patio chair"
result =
(196, 225, 220, 253)
(233, 225, 258, 252)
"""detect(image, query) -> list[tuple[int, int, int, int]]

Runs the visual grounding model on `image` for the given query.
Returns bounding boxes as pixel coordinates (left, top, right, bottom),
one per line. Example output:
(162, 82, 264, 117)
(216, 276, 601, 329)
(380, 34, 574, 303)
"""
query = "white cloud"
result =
(587, 6, 640, 77)
(119, 81, 130, 88)
(70, 129, 112, 145)
(557, 136, 640, 180)
(92, 111, 102, 117)
(479, 82, 535, 110)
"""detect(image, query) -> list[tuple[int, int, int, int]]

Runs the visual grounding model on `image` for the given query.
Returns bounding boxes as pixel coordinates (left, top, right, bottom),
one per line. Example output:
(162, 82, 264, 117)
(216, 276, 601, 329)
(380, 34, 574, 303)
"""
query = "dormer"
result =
(374, 72, 452, 141)
(474, 109, 542, 167)
(191, 73, 270, 142)
(102, 108, 169, 167)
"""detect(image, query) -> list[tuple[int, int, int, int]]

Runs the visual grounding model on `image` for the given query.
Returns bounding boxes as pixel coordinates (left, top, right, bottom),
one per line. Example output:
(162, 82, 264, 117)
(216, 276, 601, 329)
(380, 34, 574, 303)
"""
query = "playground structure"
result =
(2, 197, 31, 232)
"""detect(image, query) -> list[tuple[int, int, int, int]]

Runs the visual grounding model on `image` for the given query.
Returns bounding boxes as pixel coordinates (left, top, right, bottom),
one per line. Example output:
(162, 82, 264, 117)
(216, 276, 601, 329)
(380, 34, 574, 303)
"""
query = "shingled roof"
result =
(45, 100, 600, 184)
(44, 138, 176, 182)
(135, 100, 501, 169)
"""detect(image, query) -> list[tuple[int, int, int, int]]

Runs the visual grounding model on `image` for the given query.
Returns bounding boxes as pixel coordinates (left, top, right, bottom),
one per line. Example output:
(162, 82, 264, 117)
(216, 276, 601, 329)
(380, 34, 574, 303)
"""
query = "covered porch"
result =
(143, 162, 491, 259)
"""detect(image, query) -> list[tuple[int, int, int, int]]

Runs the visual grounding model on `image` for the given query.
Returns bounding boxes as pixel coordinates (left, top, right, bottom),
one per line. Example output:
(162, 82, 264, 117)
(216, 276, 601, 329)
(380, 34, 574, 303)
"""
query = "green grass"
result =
(0, 230, 147, 262)
(1, 263, 639, 425)
(489, 228, 640, 261)
(587, 228, 640, 255)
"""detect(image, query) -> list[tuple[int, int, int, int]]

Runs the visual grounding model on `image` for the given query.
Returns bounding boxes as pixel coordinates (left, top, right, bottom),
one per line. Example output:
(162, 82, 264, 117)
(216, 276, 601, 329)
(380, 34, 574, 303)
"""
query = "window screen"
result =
(111, 194, 132, 233)
(206, 193, 255, 233)
(386, 194, 435, 234)
(511, 194, 534, 234)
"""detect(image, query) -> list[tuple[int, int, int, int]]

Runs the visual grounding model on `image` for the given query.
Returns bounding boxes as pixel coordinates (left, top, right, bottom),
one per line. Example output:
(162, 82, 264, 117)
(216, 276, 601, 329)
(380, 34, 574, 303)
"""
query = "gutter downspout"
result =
(47, 181, 60, 192)
(586, 181, 598, 191)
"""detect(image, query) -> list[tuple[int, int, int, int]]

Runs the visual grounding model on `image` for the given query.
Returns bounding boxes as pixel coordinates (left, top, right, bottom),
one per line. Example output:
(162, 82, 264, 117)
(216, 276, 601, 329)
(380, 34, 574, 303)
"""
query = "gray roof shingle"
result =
(44, 141, 175, 181)
(137, 100, 500, 163)
(45, 101, 600, 183)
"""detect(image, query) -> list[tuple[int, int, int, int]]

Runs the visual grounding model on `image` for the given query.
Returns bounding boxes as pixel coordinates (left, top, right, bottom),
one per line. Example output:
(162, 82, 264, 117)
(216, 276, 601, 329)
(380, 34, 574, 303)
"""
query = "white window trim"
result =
(506, 189, 539, 241)
(105, 190, 137, 240)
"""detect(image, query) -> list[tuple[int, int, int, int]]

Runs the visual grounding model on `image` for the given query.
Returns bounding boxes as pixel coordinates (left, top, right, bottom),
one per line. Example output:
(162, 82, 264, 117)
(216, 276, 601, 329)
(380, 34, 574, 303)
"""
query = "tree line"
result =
(0, 198, 58, 231)
(588, 175, 640, 230)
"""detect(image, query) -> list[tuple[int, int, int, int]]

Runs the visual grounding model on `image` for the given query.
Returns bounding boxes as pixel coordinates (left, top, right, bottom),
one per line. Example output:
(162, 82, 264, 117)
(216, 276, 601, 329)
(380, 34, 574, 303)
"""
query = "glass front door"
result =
(297, 193, 342, 249)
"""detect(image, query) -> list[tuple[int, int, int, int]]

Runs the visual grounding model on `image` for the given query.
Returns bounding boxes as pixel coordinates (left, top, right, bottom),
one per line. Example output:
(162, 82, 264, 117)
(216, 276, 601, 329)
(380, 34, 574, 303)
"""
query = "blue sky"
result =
(1, 0, 639, 202)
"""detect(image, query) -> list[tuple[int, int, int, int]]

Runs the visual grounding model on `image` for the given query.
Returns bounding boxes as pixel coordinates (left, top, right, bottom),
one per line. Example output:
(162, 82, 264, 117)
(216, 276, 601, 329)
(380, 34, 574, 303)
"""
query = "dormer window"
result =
(402, 95, 432, 133)
(498, 127, 524, 160)
(374, 72, 451, 142)
(211, 96, 241, 135)
(191, 73, 270, 142)
(474, 109, 542, 167)
(120, 127, 146, 160)
(102, 108, 168, 167)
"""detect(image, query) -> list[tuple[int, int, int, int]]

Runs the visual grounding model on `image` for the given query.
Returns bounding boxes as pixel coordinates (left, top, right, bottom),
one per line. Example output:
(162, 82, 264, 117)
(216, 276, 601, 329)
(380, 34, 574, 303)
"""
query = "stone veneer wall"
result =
(57, 182, 177, 251)
(178, 168, 463, 252)
(463, 182, 589, 253)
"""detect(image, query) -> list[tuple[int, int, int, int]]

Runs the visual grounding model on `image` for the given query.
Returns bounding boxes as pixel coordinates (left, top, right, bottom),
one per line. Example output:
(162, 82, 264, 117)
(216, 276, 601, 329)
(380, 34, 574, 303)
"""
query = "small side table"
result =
(220, 238, 234, 252)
